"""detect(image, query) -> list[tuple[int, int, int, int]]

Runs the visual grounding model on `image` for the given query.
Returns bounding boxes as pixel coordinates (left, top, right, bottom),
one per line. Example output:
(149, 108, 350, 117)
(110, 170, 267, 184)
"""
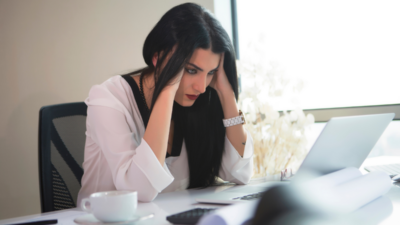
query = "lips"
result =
(186, 94, 199, 100)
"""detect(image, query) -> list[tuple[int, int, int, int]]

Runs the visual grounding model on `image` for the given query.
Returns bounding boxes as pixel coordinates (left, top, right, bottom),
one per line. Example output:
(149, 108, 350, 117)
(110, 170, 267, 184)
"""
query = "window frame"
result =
(301, 104, 400, 122)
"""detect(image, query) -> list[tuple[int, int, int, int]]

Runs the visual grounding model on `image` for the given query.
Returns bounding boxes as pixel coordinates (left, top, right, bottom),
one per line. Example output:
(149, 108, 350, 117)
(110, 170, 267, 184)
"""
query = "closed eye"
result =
(208, 70, 217, 76)
(185, 68, 197, 74)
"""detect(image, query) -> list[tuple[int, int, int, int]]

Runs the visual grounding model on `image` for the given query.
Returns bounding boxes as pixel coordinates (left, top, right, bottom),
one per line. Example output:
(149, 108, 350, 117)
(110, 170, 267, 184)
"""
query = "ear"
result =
(152, 53, 158, 67)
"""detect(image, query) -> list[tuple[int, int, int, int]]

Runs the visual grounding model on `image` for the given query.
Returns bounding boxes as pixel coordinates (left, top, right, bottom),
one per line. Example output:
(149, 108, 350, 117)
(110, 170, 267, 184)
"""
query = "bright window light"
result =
(237, 0, 400, 110)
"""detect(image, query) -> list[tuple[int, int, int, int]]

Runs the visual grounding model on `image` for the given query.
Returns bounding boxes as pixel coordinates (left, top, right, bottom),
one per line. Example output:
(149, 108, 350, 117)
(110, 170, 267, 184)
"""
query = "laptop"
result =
(195, 113, 395, 204)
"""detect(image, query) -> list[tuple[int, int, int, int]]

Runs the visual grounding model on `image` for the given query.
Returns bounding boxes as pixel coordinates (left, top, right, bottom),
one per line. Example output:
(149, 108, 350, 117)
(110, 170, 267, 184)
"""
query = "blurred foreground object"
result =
(252, 168, 393, 225)
(198, 168, 392, 225)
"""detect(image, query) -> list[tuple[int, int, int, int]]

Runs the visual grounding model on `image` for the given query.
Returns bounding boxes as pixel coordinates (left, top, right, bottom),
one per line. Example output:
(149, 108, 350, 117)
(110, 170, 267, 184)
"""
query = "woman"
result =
(78, 3, 254, 203)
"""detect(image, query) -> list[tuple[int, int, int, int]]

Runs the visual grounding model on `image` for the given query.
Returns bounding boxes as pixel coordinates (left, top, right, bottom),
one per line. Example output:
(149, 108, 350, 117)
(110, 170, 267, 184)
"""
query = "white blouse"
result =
(77, 75, 254, 203)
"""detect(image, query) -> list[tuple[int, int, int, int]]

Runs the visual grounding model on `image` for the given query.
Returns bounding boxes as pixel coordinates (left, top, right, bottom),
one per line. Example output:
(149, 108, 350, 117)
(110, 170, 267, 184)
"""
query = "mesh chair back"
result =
(39, 102, 87, 212)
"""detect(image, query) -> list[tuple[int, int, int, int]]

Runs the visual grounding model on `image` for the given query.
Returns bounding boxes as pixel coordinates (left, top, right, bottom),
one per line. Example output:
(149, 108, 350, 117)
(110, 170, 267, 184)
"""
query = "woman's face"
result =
(175, 48, 221, 107)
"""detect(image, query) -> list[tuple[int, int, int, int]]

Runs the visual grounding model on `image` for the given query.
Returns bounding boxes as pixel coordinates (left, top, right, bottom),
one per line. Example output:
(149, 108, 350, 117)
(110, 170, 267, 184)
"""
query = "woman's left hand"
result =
(209, 53, 234, 96)
(210, 53, 246, 156)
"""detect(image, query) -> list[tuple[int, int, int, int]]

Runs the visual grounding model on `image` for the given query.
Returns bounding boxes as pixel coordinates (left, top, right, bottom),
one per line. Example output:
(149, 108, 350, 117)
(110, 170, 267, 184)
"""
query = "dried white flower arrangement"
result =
(237, 39, 315, 178)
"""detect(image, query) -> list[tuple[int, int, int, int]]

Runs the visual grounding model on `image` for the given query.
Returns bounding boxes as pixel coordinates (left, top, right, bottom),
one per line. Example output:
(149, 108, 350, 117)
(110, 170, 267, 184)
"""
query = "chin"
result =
(175, 100, 195, 107)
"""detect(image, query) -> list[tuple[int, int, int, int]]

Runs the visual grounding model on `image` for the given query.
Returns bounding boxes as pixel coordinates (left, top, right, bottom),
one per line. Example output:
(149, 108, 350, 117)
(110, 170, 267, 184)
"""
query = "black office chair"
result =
(38, 102, 87, 212)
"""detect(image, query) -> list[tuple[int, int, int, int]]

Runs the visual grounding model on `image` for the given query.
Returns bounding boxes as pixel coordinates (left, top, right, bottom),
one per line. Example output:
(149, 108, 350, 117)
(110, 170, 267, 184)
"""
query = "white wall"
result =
(0, 0, 214, 219)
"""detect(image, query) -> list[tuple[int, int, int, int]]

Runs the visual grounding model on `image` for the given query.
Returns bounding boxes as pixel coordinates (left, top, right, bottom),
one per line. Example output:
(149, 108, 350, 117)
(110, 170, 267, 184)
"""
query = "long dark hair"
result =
(125, 3, 239, 188)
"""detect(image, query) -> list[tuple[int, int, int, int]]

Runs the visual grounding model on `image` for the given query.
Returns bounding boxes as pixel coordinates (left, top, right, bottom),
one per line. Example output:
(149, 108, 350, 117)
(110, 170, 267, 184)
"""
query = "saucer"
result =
(74, 212, 154, 225)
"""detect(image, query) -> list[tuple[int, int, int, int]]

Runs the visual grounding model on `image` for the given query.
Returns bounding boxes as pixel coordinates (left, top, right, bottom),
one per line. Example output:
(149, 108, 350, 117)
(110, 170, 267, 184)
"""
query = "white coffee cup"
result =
(81, 191, 137, 222)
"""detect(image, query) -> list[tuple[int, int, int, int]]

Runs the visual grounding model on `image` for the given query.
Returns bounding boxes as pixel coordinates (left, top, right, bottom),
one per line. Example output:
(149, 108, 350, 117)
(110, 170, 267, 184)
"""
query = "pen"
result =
(9, 219, 58, 225)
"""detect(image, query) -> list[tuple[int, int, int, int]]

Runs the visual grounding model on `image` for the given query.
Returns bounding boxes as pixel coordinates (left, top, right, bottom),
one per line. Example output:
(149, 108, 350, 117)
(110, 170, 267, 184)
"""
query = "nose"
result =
(193, 74, 207, 94)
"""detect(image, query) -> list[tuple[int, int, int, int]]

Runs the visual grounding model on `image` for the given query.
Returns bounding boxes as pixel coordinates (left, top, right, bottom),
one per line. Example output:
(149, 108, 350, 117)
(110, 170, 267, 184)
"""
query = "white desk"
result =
(2, 157, 400, 225)
(0, 181, 270, 225)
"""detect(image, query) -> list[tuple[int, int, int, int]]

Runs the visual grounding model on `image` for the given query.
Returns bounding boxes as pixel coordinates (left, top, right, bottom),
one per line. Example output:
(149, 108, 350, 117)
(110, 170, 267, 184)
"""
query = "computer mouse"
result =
(391, 174, 400, 182)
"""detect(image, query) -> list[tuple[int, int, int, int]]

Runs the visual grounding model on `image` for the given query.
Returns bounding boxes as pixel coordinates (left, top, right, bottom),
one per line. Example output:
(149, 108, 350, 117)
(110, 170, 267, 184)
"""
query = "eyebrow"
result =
(187, 63, 219, 72)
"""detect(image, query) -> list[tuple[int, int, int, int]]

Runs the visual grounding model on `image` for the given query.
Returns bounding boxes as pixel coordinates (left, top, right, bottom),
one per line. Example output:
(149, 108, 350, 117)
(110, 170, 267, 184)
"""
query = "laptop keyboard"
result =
(232, 192, 264, 201)
(364, 163, 400, 177)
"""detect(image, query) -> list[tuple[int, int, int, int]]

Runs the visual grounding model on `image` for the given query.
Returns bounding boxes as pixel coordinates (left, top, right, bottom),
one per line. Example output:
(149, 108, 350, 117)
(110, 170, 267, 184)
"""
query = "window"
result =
(222, 0, 400, 158)
(236, 0, 400, 110)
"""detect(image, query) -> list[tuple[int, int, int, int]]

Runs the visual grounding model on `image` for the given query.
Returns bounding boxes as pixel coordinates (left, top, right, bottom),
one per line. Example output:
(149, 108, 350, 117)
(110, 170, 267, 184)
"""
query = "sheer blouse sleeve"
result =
(86, 105, 174, 201)
(219, 129, 254, 184)
(83, 78, 174, 202)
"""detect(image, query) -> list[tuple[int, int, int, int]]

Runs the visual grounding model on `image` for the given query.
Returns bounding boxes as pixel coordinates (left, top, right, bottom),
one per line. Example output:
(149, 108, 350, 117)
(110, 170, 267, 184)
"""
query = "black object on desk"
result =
(8, 219, 58, 225)
(166, 208, 216, 224)
(251, 186, 350, 225)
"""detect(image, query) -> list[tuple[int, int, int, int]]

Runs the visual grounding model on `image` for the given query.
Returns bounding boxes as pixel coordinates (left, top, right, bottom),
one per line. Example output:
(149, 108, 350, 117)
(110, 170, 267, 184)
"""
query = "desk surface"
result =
(2, 156, 400, 225)
(0, 181, 271, 225)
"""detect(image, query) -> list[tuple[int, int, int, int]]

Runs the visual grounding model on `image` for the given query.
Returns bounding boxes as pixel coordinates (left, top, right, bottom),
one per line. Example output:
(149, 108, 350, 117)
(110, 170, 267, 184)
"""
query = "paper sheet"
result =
(331, 171, 392, 213)
(348, 196, 393, 225)
(302, 167, 362, 189)
(297, 169, 392, 215)
(197, 201, 259, 225)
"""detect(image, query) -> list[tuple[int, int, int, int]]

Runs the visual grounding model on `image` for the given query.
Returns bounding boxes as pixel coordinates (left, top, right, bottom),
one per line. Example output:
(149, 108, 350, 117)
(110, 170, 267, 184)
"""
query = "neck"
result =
(142, 72, 155, 109)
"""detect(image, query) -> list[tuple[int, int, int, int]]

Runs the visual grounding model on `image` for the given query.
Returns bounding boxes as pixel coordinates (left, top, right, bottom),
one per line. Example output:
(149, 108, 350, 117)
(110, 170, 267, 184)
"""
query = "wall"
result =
(0, 0, 214, 219)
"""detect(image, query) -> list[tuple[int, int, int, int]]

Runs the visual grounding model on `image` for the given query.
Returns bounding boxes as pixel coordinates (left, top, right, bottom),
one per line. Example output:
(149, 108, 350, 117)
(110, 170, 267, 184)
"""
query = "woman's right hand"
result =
(163, 68, 184, 94)
(144, 68, 183, 165)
